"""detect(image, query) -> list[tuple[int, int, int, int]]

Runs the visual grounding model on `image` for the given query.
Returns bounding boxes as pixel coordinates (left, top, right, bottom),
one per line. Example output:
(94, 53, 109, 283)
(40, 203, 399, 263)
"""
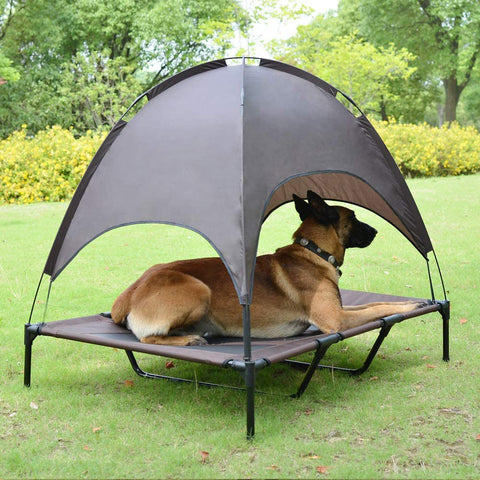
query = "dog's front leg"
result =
(339, 302, 423, 330)
(343, 301, 420, 312)
(309, 294, 423, 333)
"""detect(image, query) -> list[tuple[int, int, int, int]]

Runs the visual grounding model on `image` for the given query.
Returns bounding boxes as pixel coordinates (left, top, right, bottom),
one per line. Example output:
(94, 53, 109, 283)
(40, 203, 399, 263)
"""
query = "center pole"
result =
(242, 303, 255, 438)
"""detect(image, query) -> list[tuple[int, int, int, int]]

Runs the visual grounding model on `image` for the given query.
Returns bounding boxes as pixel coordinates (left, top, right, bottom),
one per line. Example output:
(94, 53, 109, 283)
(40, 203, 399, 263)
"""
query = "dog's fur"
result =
(111, 191, 421, 346)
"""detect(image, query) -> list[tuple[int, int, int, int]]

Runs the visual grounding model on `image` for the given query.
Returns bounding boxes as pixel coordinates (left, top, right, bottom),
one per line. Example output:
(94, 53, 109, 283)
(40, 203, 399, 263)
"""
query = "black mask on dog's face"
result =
(344, 217, 377, 248)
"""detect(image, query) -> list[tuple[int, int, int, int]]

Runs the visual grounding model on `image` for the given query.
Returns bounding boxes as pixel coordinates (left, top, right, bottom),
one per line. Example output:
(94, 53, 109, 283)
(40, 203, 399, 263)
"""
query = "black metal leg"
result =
(126, 351, 263, 439)
(439, 300, 450, 362)
(24, 324, 41, 387)
(244, 361, 256, 439)
(24, 341, 32, 388)
(286, 325, 393, 384)
(442, 316, 449, 362)
(349, 325, 392, 376)
(291, 342, 330, 399)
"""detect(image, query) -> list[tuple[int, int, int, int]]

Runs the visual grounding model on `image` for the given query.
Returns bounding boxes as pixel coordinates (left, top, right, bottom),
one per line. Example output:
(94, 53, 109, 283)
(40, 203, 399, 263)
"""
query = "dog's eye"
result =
(341, 214, 355, 229)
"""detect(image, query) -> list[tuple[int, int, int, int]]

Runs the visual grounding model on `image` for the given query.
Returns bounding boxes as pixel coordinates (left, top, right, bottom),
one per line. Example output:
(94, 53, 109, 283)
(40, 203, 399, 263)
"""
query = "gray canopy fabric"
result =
(43, 57, 432, 303)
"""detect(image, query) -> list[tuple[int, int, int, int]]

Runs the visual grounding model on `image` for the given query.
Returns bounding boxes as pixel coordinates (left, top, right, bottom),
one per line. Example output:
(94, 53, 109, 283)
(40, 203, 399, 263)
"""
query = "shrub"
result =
(1, 122, 479, 205)
(374, 121, 480, 177)
(0, 125, 106, 204)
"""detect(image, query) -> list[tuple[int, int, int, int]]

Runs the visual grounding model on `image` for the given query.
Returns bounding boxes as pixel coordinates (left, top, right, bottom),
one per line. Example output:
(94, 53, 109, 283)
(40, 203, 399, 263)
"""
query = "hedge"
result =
(374, 121, 480, 177)
(0, 125, 106, 204)
(1, 122, 479, 204)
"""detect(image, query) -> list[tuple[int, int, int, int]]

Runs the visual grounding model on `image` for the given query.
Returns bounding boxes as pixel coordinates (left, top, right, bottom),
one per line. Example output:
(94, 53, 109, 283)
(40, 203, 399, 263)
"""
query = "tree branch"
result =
(459, 37, 480, 91)
(0, 0, 26, 41)
(417, 0, 448, 47)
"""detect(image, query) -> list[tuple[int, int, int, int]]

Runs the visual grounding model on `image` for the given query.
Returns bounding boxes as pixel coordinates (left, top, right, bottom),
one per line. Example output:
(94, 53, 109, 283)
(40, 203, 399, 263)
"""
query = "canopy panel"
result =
(44, 58, 432, 302)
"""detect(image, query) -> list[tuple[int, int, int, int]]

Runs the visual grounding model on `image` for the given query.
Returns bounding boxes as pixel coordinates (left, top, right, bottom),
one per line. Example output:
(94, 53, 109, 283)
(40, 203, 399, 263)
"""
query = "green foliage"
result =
(349, 0, 480, 123)
(297, 35, 416, 117)
(0, 0, 245, 137)
(0, 1, 22, 84)
(0, 51, 19, 83)
(2, 0, 480, 136)
(0, 126, 106, 203)
(457, 63, 480, 130)
(375, 121, 480, 177)
(271, 21, 420, 120)
(124, 0, 245, 84)
(268, 13, 339, 68)
(59, 53, 142, 132)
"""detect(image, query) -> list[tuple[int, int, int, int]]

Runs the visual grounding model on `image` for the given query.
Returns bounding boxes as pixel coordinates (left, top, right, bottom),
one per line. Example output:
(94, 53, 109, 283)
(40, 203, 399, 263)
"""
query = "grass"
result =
(1, 174, 479, 479)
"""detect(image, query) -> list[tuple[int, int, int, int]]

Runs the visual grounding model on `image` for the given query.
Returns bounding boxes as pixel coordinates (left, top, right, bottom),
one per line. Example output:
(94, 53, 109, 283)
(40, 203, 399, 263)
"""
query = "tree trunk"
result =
(437, 103, 444, 127)
(380, 96, 388, 122)
(443, 75, 462, 124)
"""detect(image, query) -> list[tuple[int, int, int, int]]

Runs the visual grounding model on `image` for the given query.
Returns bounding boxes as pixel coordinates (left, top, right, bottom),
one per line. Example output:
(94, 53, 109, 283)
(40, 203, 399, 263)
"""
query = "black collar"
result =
(294, 237, 342, 276)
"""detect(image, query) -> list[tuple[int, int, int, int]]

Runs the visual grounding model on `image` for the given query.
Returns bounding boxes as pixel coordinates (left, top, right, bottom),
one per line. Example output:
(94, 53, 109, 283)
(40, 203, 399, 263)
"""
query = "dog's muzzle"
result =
(347, 222, 377, 248)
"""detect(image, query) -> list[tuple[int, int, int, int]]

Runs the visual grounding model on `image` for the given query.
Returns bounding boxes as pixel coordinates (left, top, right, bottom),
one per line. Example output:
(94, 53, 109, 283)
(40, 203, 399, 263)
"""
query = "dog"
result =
(111, 191, 422, 346)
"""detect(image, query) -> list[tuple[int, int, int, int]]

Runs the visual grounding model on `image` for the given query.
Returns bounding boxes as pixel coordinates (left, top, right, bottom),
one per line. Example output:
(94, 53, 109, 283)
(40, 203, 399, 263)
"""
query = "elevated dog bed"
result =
(25, 290, 448, 396)
(25, 57, 449, 438)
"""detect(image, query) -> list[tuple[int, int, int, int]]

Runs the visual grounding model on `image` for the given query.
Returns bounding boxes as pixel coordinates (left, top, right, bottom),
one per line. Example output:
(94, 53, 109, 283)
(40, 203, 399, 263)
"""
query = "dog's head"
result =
(293, 191, 377, 249)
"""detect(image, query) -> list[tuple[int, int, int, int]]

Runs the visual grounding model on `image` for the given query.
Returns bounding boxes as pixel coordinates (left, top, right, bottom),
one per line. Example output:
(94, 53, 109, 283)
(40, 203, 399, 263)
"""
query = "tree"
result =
(59, 53, 143, 131)
(272, 22, 417, 119)
(0, 0, 23, 84)
(0, 0, 246, 136)
(0, 0, 25, 41)
(350, 0, 480, 124)
(312, 37, 416, 118)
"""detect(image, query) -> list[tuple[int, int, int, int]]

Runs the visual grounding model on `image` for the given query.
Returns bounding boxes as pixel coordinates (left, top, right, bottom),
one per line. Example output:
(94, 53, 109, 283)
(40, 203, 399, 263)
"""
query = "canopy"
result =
(43, 57, 432, 303)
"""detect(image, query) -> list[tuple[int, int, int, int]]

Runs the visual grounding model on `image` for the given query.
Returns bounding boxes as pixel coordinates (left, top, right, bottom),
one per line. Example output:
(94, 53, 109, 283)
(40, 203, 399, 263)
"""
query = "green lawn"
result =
(1, 174, 479, 479)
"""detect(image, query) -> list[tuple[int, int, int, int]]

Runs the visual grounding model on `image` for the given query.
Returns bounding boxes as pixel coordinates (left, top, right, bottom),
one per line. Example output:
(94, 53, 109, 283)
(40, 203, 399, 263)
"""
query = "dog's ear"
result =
(307, 191, 340, 225)
(293, 194, 312, 221)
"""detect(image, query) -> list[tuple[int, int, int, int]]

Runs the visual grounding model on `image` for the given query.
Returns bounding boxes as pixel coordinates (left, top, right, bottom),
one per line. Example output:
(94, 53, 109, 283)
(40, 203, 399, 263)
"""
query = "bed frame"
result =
(24, 289, 450, 438)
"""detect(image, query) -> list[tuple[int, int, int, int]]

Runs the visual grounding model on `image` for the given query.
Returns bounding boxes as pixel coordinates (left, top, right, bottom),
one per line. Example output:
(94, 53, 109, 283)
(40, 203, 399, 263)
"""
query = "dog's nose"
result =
(368, 227, 378, 242)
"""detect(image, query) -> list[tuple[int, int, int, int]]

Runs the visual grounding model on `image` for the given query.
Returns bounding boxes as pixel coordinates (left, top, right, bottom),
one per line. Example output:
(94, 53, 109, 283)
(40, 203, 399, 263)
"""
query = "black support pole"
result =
(350, 324, 392, 376)
(241, 303, 256, 438)
(439, 300, 450, 362)
(24, 323, 41, 387)
(291, 341, 331, 399)
(245, 361, 256, 439)
(24, 340, 32, 388)
(242, 304, 252, 361)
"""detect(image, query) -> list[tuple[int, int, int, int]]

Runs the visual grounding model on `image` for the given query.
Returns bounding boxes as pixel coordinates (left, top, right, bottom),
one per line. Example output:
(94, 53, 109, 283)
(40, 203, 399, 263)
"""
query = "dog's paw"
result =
(415, 300, 432, 309)
(186, 335, 208, 346)
(402, 300, 431, 311)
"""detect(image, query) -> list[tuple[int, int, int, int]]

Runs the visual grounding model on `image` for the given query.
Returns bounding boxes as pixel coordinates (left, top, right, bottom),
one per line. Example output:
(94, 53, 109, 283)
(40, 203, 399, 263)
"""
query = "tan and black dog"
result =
(111, 191, 421, 346)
